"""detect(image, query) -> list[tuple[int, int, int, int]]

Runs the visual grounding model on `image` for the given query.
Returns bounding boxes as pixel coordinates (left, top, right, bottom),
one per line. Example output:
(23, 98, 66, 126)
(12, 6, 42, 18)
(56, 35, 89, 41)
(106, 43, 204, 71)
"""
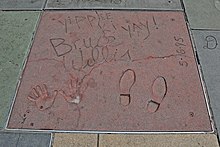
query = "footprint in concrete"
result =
(215, 0, 220, 11)
(147, 76, 167, 113)
(27, 84, 58, 111)
(119, 69, 136, 106)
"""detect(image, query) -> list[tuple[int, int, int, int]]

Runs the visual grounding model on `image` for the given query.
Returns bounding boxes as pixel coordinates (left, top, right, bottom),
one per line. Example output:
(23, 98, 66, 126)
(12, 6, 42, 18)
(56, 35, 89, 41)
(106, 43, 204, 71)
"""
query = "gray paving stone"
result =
(183, 0, 220, 29)
(0, 12, 40, 129)
(0, 0, 46, 10)
(46, 0, 182, 10)
(0, 132, 51, 147)
(192, 30, 220, 134)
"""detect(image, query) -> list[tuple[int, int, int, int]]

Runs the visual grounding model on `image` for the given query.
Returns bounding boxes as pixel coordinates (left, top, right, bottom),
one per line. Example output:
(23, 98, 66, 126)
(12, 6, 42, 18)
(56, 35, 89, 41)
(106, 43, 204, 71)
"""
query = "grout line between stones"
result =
(49, 133, 55, 147)
(180, 0, 189, 23)
(3, 127, 215, 134)
(1, 9, 43, 11)
(97, 134, 100, 147)
(43, 0, 49, 10)
(192, 28, 220, 32)
(43, 8, 183, 11)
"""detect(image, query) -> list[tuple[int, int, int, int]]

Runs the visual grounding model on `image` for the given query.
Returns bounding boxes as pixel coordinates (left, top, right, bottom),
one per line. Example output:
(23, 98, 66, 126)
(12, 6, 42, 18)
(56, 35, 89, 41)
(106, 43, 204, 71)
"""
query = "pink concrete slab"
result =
(8, 11, 211, 132)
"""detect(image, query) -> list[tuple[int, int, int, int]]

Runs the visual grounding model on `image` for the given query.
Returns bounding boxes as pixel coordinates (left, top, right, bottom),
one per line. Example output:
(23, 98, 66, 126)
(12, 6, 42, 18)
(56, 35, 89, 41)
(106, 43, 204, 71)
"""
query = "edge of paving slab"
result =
(187, 26, 215, 133)
(44, 0, 183, 11)
(0, 11, 42, 130)
(43, 7, 184, 12)
(3, 128, 215, 134)
(180, 0, 217, 135)
(189, 29, 220, 143)
(49, 133, 53, 147)
(4, 11, 44, 131)
(0, 9, 43, 11)
(50, 133, 55, 147)
(44, 7, 184, 11)
(181, 1, 220, 141)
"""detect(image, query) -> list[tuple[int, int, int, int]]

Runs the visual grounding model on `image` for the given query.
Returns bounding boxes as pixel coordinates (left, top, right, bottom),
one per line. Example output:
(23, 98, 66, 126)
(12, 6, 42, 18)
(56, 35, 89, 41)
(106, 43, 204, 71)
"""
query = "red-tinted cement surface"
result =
(8, 11, 211, 131)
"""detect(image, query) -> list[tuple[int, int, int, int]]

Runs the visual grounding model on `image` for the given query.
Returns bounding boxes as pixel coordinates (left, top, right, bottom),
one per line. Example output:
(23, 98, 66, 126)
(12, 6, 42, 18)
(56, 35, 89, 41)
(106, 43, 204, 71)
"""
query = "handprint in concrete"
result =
(27, 84, 58, 111)
(59, 74, 88, 104)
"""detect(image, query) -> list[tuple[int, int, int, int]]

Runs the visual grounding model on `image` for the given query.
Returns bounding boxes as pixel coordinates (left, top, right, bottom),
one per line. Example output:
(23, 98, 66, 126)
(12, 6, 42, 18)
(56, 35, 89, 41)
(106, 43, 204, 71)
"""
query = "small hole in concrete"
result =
(189, 112, 194, 117)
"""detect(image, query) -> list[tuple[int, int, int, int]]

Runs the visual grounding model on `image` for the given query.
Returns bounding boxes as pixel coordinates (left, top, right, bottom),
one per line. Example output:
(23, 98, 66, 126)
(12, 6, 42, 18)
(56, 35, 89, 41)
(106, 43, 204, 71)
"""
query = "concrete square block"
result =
(53, 133, 97, 147)
(0, 0, 47, 10)
(183, 0, 220, 29)
(8, 11, 211, 132)
(99, 134, 219, 147)
(192, 30, 220, 135)
(0, 11, 40, 128)
(0, 132, 51, 147)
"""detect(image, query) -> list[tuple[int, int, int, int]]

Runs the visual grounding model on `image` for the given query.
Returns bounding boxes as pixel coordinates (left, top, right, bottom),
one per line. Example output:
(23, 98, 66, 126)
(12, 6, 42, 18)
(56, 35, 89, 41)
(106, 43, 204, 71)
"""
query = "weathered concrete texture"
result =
(192, 30, 220, 135)
(99, 134, 219, 147)
(183, 0, 220, 29)
(8, 11, 211, 132)
(0, 0, 46, 10)
(53, 133, 97, 147)
(0, 132, 51, 147)
(0, 12, 40, 129)
(46, 0, 182, 10)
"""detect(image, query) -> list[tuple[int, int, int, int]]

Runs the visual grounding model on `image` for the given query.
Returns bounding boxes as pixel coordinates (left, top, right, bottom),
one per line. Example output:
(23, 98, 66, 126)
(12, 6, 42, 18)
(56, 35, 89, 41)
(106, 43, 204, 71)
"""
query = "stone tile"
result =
(46, 0, 182, 10)
(53, 133, 97, 147)
(0, 132, 51, 147)
(183, 0, 220, 29)
(0, 0, 46, 10)
(0, 12, 40, 129)
(99, 134, 219, 147)
(192, 30, 220, 134)
(8, 11, 211, 132)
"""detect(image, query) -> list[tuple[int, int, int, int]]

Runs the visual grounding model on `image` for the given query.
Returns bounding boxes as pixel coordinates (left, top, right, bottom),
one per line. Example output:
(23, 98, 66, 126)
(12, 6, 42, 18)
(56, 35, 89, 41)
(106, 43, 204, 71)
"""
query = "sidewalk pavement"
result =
(0, 0, 220, 146)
